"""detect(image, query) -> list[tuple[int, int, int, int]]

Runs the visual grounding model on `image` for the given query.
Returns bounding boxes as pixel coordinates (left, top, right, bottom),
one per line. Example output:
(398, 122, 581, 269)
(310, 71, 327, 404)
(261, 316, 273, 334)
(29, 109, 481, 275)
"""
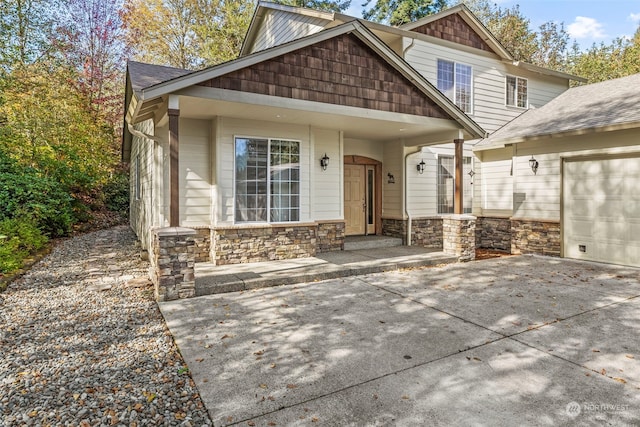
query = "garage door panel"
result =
(563, 156, 640, 268)
(593, 220, 626, 241)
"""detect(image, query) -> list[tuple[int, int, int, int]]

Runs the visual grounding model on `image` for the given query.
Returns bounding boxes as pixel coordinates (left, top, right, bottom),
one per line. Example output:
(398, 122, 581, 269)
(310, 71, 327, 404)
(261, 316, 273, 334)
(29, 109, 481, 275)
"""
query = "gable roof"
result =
(476, 73, 640, 150)
(399, 4, 513, 60)
(126, 20, 486, 138)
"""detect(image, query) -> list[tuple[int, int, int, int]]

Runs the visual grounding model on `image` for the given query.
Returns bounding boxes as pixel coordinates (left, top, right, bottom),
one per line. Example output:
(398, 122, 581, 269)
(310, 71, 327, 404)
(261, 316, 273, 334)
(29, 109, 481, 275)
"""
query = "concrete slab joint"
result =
(151, 227, 197, 302)
(442, 215, 476, 261)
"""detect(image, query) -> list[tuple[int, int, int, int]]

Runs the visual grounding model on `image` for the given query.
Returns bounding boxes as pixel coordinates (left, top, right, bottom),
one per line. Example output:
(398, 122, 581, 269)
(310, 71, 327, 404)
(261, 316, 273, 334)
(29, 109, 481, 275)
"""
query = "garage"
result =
(563, 155, 640, 267)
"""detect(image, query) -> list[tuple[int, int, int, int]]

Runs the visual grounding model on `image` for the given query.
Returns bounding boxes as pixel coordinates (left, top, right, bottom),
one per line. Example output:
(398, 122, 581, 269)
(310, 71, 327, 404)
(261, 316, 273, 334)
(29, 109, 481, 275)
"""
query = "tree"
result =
(569, 28, 640, 83)
(56, 0, 127, 125)
(362, 0, 448, 26)
(121, 0, 256, 69)
(0, 0, 55, 68)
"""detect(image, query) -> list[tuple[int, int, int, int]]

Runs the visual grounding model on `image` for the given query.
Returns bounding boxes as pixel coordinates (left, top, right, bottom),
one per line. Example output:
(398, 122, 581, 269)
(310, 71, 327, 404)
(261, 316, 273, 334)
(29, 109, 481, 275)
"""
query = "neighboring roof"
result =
(126, 20, 486, 139)
(127, 61, 193, 93)
(476, 73, 640, 149)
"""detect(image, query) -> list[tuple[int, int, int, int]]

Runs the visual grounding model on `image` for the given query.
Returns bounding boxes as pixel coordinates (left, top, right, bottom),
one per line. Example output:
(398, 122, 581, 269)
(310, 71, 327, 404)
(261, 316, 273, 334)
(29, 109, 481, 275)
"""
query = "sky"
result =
(345, 0, 640, 50)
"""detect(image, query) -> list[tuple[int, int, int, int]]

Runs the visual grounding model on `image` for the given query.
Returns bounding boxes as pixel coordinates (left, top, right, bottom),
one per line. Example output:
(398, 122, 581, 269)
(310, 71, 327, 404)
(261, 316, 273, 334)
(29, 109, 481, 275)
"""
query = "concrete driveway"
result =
(159, 255, 640, 426)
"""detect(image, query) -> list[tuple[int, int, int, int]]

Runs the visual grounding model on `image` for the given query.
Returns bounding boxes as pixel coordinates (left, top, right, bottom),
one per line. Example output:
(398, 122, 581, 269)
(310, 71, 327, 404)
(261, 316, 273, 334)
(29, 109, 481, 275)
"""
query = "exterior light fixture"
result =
(529, 155, 539, 175)
(417, 159, 426, 174)
(320, 153, 330, 170)
(387, 173, 395, 184)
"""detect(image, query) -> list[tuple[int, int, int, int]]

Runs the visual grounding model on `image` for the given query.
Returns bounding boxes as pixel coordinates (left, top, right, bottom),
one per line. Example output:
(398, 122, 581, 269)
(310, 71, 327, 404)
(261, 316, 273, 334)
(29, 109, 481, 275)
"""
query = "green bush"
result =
(0, 218, 48, 274)
(0, 151, 75, 237)
(102, 169, 130, 216)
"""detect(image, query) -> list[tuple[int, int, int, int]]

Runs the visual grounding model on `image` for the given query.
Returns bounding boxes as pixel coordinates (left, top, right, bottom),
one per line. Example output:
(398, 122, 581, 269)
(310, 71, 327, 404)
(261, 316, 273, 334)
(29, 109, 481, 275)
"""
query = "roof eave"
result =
(511, 61, 587, 82)
(474, 121, 640, 151)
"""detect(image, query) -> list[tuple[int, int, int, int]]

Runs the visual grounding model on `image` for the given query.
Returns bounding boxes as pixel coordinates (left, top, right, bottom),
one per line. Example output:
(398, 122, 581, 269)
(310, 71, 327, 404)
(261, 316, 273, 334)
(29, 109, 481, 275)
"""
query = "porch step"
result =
(344, 235, 403, 251)
(194, 246, 457, 296)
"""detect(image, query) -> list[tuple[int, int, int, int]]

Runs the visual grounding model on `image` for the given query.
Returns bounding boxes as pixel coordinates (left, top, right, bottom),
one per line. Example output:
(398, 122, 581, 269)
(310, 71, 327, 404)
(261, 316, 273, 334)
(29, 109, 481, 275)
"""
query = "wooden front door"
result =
(344, 164, 366, 236)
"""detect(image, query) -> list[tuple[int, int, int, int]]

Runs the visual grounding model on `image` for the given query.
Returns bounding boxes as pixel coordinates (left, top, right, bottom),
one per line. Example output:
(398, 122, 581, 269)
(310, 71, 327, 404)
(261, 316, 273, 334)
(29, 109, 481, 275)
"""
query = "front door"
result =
(344, 164, 365, 235)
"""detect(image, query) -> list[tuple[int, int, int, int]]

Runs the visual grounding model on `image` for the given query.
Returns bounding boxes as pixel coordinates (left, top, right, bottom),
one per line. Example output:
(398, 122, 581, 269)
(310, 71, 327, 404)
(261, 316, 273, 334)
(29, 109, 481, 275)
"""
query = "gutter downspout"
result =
(404, 147, 421, 246)
(127, 122, 162, 142)
(402, 38, 416, 58)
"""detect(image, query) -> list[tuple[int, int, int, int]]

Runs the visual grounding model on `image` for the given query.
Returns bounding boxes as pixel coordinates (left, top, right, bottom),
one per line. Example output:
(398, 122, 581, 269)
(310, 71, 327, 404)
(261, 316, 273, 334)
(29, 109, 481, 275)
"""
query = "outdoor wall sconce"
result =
(387, 173, 395, 184)
(320, 153, 330, 171)
(417, 159, 426, 174)
(529, 155, 539, 175)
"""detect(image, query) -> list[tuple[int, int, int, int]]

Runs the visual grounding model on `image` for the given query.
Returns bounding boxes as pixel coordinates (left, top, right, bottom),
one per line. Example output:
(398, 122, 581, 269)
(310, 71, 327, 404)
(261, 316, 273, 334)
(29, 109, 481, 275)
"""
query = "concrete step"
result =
(193, 247, 457, 296)
(343, 235, 403, 251)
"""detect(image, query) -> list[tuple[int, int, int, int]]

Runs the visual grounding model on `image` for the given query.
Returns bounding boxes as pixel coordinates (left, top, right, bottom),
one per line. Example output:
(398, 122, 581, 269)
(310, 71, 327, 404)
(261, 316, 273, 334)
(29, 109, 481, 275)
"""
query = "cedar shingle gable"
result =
(198, 33, 451, 119)
(411, 13, 494, 54)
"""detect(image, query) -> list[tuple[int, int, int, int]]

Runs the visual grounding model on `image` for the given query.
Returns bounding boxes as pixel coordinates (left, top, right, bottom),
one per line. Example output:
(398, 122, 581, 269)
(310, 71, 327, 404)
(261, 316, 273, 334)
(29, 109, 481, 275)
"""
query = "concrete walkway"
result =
(195, 246, 456, 295)
(161, 255, 640, 426)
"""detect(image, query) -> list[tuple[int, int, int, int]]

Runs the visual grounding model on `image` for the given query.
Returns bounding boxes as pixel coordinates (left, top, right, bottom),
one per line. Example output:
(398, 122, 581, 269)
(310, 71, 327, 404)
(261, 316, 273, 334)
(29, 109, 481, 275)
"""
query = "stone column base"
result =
(443, 215, 476, 261)
(150, 227, 197, 302)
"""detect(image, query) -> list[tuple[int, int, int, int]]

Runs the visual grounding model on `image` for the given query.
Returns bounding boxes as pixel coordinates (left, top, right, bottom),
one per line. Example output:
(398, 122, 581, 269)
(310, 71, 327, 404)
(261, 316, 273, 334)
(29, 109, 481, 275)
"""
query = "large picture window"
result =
(437, 155, 472, 214)
(506, 75, 528, 108)
(437, 59, 473, 113)
(235, 137, 300, 223)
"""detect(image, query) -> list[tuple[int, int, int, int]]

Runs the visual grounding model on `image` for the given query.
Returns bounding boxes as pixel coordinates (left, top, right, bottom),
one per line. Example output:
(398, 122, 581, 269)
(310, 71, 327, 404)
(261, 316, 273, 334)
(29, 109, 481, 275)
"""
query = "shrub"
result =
(102, 168, 130, 216)
(0, 218, 48, 274)
(0, 151, 75, 237)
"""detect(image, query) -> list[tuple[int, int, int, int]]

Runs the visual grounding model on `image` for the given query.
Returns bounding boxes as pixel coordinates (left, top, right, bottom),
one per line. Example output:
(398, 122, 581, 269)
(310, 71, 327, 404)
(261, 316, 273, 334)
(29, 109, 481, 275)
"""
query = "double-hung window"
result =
(437, 155, 472, 214)
(506, 75, 528, 108)
(437, 59, 473, 113)
(235, 137, 300, 223)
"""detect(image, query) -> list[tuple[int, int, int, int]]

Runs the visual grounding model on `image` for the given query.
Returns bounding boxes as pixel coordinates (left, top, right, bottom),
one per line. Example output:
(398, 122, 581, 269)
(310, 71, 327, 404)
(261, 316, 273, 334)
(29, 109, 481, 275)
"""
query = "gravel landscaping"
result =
(0, 226, 213, 426)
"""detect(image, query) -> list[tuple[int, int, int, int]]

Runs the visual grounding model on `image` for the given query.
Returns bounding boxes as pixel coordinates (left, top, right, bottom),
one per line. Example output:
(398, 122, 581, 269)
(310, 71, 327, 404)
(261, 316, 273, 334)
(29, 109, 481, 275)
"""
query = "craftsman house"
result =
(123, 2, 603, 299)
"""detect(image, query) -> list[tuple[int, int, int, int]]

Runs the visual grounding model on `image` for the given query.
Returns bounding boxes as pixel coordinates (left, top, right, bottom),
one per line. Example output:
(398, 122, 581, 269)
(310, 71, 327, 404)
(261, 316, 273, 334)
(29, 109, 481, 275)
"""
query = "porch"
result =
(193, 236, 456, 296)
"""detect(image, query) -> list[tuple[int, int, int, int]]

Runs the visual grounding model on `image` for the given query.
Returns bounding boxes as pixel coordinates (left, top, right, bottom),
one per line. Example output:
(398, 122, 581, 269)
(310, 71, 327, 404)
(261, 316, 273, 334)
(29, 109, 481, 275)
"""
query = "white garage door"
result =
(563, 156, 640, 267)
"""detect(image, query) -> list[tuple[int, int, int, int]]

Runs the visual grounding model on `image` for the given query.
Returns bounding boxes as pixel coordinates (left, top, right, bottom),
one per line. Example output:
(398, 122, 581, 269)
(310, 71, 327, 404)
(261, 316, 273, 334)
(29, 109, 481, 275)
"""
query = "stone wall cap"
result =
(214, 222, 318, 230)
(155, 227, 198, 237)
(443, 214, 477, 220)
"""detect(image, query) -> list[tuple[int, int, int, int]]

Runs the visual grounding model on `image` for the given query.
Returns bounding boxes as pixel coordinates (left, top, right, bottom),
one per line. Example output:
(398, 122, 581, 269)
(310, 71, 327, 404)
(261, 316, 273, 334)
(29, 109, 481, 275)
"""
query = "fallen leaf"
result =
(267, 396, 275, 401)
(204, 344, 212, 348)
(221, 334, 234, 340)
(592, 349, 600, 353)
(601, 368, 607, 375)
(248, 422, 256, 426)
(473, 357, 481, 362)
(259, 384, 268, 389)
(268, 422, 277, 426)
(286, 384, 297, 389)
(227, 416, 234, 422)
(254, 350, 265, 356)
(402, 395, 410, 400)
(614, 377, 627, 384)
(196, 358, 204, 363)
(270, 363, 277, 369)
(626, 355, 635, 359)
(312, 417, 319, 422)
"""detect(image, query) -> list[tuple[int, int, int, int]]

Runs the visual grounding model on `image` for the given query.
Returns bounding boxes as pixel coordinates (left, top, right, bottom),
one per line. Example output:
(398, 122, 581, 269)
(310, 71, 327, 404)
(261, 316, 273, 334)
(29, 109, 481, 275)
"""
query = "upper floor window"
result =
(235, 137, 300, 223)
(506, 75, 528, 108)
(437, 59, 473, 113)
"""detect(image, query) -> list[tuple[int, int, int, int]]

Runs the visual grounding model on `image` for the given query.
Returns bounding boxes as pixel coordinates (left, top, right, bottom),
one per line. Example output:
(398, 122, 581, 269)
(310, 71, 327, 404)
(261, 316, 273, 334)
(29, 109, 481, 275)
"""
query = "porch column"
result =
(454, 139, 464, 215)
(168, 106, 180, 227)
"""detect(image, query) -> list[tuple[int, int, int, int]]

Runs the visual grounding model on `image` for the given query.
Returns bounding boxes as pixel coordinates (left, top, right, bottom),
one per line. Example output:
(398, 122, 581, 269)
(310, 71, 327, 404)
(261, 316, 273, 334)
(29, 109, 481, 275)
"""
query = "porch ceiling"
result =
(176, 94, 464, 142)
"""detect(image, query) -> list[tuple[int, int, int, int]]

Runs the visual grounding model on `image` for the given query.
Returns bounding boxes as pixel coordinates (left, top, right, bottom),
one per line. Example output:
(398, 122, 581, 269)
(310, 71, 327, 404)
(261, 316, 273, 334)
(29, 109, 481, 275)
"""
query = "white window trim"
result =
(436, 59, 474, 114)
(435, 153, 473, 214)
(233, 135, 302, 225)
(505, 74, 529, 109)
